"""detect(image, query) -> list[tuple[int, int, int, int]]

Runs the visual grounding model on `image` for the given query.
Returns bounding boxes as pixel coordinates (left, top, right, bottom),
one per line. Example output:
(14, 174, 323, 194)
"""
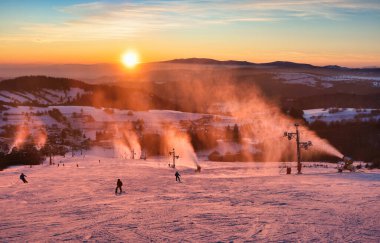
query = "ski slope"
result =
(0, 154, 379, 242)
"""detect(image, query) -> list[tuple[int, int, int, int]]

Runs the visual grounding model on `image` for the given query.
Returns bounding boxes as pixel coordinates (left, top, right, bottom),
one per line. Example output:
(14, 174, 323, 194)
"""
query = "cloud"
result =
(3, 0, 380, 42)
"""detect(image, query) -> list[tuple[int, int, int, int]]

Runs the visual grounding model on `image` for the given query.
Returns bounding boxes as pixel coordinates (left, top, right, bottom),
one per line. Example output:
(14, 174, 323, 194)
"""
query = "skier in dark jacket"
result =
(20, 173, 28, 183)
(115, 179, 123, 194)
(175, 171, 181, 182)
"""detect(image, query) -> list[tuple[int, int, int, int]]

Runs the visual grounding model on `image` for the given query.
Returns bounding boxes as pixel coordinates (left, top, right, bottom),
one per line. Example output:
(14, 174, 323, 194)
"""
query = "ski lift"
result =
(169, 148, 179, 168)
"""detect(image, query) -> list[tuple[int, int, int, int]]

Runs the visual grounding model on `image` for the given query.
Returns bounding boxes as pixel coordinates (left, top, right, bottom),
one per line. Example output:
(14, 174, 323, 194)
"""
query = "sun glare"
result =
(121, 51, 139, 68)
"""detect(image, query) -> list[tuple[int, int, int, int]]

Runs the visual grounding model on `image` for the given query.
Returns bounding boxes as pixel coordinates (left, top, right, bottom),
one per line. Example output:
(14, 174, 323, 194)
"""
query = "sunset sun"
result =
(121, 51, 139, 68)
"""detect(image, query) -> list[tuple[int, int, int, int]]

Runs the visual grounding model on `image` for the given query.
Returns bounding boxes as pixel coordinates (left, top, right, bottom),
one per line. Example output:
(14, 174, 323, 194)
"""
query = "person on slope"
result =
(175, 171, 181, 182)
(115, 179, 123, 194)
(20, 173, 28, 183)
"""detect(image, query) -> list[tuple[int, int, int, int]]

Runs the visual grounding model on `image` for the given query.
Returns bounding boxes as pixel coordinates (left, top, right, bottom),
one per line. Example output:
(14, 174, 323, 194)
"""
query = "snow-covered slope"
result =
(0, 106, 236, 140)
(0, 88, 90, 105)
(0, 155, 379, 242)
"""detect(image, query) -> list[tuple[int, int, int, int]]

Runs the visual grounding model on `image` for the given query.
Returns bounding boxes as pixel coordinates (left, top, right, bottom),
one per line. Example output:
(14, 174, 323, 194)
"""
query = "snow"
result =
(0, 91, 31, 103)
(1, 106, 208, 123)
(275, 72, 380, 88)
(304, 108, 380, 123)
(0, 106, 236, 140)
(0, 93, 10, 102)
(275, 73, 318, 87)
(0, 88, 90, 105)
(323, 75, 380, 82)
(0, 154, 379, 242)
(320, 82, 334, 88)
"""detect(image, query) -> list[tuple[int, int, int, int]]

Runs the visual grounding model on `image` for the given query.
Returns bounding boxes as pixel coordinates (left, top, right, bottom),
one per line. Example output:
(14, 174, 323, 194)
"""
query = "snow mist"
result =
(8, 123, 47, 153)
(112, 124, 142, 159)
(163, 128, 200, 169)
(219, 83, 344, 161)
(9, 125, 29, 153)
(141, 65, 344, 162)
(33, 127, 47, 150)
(122, 128, 142, 159)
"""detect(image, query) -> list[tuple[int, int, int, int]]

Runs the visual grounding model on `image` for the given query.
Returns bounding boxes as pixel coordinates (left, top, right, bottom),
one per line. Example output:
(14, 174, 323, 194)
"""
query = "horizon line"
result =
(0, 58, 379, 69)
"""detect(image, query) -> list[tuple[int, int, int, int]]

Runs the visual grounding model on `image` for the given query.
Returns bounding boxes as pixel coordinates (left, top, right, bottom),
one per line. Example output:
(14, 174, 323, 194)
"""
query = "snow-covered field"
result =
(1, 153, 379, 242)
(0, 88, 89, 104)
(275, 72, 380, 88)
(304, 108, 380, 123)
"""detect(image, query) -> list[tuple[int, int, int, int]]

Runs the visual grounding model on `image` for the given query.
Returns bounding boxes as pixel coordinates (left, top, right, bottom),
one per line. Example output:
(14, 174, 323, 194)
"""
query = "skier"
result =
(175, 171, 181, 182)
(20, 173, 28, 183)
(115, 179, 123, 194)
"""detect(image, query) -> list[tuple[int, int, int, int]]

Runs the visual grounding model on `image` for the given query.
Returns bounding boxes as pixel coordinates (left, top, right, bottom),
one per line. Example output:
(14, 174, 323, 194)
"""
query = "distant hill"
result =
(0, 76, 175, 110)
(0, 76, 92, 91)
(264, 61, 316, 69)
(162, 58, 325, 69)
(162, 58, 380, 72)
(162, 58, 255, 66)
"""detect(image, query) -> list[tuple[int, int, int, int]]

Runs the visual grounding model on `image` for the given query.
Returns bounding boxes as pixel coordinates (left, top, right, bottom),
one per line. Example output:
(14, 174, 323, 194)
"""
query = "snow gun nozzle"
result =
(342, 156, 353, 163)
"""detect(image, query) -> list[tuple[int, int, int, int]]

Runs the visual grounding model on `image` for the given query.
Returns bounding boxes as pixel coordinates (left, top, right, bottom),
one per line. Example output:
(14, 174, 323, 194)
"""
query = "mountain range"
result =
(1, 58, 379, 83)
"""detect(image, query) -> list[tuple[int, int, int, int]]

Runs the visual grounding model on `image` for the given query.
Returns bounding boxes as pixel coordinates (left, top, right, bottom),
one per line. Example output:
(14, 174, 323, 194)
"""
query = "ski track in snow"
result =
(0, 156, 379, 242)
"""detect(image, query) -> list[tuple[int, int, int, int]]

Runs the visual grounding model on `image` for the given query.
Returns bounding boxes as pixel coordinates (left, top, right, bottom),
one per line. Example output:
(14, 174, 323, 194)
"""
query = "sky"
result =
(0, 0, 380, 67)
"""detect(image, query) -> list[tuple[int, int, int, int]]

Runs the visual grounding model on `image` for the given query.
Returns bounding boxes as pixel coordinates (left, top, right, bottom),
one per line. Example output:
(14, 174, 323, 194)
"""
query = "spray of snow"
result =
(113, 138, 131, 159)
(8, 125, 29, 153)
(224, 92, 345, 161)
(300, 127, 344, 159)
(8, 114, 48, 153)
(33, 127, 47, 150)
(150, 67, 345, 161)
(163, 128, 200, 169)
(122, 129, 141, 159)
(111, 123, 142, 159)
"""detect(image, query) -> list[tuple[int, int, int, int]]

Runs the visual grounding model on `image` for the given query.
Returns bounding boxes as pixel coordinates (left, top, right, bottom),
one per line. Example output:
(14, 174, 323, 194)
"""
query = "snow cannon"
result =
(338, 156, 355, 172)
(342, 156, 353, 164)
(195, 165, 201, 173)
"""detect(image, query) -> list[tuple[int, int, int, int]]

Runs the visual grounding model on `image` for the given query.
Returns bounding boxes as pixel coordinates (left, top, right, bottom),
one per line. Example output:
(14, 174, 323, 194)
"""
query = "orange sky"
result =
(1, 1, 380, 67)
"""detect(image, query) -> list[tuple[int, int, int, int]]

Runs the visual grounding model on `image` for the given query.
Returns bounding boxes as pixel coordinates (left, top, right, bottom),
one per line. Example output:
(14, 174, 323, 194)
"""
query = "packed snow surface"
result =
(1, 154, 379, 242)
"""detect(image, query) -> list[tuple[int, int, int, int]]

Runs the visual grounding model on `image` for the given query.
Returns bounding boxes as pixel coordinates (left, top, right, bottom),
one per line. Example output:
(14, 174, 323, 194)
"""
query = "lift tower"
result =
(284, 124, 312, 174)
(131, 149, 136, 159)
(169, 148, 179, 168)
